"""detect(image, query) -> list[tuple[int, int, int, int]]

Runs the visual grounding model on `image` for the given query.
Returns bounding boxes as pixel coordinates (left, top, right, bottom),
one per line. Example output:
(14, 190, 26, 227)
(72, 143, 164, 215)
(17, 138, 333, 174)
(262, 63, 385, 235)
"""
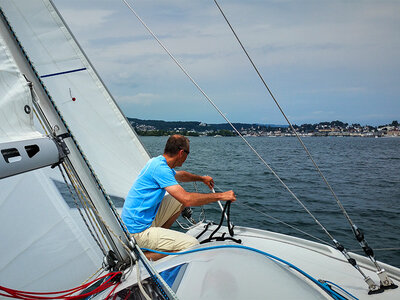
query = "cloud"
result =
(117, 93, 158, 105)
(53, 0, 400, 125)
(58, 8, 114, 29)
(298, 87, 367, 95)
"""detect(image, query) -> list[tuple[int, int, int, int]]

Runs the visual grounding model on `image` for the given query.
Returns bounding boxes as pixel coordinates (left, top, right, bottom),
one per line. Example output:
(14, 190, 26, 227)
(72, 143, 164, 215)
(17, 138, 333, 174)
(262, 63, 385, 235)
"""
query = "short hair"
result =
(164, 135, 189, 156)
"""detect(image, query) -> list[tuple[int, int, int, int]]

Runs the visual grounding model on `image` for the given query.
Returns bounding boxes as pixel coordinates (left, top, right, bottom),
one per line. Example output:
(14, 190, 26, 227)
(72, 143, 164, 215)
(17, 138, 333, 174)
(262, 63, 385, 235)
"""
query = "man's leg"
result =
(161, 206, 184, 229)
(134, 194, 198, 261)
(133, 227, 199, 252)
(152, 194, 183, 228)
(143, 251, 168, 261)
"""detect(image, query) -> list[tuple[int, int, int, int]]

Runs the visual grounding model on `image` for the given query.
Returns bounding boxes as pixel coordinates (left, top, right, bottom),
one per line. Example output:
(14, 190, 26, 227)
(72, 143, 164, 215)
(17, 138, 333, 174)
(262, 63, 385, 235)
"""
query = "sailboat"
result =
(0, 0, 399, 299)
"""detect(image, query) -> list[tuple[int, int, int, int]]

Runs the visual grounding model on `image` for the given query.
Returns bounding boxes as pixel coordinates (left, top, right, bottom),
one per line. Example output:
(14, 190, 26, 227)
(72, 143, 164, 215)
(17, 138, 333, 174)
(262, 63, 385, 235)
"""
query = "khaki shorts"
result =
(132, 194, 199, 251)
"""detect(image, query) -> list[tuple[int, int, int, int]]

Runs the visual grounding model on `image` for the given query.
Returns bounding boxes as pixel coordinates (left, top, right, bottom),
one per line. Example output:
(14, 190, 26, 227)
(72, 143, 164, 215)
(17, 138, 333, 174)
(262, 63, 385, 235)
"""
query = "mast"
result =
(0, 8, 129, 261)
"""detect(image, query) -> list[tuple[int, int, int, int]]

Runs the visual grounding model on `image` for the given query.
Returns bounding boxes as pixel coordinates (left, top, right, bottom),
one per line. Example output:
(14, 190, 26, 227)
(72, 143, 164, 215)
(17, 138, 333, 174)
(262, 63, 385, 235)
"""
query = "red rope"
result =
(0, 272, 122, 300)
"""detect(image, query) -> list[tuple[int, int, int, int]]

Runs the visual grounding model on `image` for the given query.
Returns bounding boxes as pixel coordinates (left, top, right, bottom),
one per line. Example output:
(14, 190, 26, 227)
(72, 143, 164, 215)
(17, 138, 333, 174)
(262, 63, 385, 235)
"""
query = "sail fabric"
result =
(0, 0, 150, 199)
(0, 34, 42, 143)
(0, 169, 104, 291)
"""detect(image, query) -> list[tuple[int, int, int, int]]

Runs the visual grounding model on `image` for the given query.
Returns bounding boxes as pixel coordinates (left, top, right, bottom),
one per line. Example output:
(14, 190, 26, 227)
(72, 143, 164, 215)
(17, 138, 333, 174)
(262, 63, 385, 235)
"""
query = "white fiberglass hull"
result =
(95, 224, 400, 300)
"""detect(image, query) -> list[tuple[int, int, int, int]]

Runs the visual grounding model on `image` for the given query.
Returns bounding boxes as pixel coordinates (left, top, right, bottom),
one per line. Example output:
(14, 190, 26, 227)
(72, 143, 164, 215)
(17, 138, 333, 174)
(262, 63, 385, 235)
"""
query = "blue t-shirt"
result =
(121, 155, 178, 233)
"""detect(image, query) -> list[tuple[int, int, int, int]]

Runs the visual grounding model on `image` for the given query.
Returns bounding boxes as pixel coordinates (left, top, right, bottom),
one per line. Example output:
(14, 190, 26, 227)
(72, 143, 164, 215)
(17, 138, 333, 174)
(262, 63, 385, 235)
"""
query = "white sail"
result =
(0, 10, 105, 290)
(0, 0, 150, 200)
(0, 34, 41, 143)
(0, 169, 104, 291)
(0, 0, 136, 293)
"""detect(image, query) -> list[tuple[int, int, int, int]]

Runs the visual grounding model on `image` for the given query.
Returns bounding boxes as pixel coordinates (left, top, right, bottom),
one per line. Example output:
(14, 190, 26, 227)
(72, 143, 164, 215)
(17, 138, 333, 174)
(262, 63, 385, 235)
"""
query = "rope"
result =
(80, 267, 104, 285)
(199, 201, 241, 244)
(323, 280, 359, 300)
(136, 260, 152, 300)
(0, 272, 122, 300)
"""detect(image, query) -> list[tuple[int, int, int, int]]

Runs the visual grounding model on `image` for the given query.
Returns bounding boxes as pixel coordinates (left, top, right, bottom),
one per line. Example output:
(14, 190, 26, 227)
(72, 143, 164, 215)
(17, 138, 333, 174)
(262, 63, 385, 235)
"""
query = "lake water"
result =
(139, 135, 400, 268)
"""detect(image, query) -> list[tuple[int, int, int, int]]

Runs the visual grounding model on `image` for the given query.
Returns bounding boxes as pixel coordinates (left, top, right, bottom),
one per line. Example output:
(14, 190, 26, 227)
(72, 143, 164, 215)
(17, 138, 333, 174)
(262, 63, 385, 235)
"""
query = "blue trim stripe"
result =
(40, 67, 87, 78)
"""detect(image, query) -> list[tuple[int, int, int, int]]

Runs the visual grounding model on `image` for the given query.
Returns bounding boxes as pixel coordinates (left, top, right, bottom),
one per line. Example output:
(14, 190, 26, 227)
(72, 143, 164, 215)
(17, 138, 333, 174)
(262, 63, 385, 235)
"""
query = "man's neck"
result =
(163, 153, 178, 169)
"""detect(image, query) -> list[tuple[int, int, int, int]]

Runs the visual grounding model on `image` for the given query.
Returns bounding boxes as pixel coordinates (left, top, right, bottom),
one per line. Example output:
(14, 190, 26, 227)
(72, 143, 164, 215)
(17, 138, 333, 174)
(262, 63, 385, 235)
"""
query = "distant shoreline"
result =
(128, 118, 400, 138)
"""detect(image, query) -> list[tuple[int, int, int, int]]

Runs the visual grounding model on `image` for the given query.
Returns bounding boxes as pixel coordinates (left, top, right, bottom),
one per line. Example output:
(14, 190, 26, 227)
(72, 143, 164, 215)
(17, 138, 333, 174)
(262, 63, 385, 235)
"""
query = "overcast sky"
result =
(53, 0, 400, 126)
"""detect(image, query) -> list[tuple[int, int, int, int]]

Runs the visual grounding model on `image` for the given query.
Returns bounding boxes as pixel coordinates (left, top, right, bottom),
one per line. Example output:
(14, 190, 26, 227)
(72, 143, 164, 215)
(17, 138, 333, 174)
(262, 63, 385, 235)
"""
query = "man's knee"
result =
(180, 235, 199, 250)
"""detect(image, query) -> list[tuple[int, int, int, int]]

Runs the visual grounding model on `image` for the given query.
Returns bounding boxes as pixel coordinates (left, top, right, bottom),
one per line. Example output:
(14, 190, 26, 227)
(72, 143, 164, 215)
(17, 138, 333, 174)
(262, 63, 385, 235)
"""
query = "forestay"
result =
(0, 0, 150, 199)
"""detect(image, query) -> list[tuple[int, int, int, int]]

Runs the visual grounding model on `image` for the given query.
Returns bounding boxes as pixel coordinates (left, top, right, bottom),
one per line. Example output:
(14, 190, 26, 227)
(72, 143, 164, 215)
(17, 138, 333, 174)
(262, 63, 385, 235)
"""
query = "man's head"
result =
(164, 134, 190, 156)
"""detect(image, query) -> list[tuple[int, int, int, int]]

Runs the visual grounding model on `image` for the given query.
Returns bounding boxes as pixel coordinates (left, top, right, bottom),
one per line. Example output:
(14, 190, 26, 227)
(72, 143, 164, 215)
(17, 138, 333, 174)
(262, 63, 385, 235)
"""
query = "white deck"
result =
(108, 224, 400, 300)
(187, 224, 400, 300)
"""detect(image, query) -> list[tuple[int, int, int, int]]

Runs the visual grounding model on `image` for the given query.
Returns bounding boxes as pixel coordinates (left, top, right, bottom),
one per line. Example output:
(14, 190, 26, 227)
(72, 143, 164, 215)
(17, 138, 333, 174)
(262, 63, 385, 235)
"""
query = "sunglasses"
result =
(180, 147, 190, 155)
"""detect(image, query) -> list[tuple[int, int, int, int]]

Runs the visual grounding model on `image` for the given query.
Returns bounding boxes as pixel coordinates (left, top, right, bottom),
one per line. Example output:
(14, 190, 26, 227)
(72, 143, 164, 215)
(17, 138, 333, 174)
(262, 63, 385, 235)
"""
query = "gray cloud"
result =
(54, 0, 400, 125)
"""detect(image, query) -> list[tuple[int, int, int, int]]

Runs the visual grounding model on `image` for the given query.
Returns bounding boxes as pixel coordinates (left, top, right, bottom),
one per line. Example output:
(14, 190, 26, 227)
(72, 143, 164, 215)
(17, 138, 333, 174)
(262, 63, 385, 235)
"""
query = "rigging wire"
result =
(212, 184, 331, 246)
(119, 1, 386, 290)
(119, 0, 336, 241)
(62, 162, 113, 251)
(32, 92, 111, 255)
(212, 0, 397, 289)
(239, 202, 331, 246)
(213, 0, 360, 232)
(212, 0, 357, 236)
(63, 168, 155, 299)
(58, 164, 109, 256)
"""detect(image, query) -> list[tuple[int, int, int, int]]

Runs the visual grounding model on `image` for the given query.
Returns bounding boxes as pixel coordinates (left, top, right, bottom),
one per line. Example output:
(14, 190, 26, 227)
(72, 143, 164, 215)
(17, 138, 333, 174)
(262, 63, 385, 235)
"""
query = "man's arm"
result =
(175, 171, 214, 189)
(165, 184, 236, 207)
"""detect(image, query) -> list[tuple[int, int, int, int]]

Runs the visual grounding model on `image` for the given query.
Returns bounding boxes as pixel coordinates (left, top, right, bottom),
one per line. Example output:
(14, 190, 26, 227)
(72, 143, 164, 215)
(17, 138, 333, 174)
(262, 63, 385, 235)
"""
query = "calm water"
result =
(139, 136, 400, 268)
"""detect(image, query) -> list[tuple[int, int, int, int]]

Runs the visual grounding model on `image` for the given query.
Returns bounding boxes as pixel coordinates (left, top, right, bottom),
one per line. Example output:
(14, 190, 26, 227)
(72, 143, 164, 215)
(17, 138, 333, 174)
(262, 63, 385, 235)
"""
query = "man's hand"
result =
(202, 176, 215, 190)
(221, 190, 236, 202)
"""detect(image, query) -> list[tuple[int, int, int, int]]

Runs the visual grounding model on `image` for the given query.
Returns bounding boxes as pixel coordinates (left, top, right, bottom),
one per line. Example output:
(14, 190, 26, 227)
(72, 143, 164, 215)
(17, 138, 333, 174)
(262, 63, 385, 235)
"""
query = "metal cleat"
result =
(377, 269, 398, 290)
(365, 276, 383, 295)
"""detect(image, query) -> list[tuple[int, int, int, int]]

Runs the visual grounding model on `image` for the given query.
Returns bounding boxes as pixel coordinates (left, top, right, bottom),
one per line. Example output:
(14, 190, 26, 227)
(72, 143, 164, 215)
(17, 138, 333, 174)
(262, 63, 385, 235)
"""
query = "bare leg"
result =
(143, 250, 178, 261)
(143, 251, 167, 261)
(161, 205, 184, 229)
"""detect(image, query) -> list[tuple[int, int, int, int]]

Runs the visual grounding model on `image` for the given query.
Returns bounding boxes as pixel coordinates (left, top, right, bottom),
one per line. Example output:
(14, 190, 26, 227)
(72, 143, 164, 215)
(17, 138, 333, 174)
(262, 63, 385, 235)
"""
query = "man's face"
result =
(177, 146, 189, 167)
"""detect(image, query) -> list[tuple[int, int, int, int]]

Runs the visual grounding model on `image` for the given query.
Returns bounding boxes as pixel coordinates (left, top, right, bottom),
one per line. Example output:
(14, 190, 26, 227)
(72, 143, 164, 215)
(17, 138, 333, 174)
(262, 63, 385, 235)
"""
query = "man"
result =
(122, 134, 236, 260)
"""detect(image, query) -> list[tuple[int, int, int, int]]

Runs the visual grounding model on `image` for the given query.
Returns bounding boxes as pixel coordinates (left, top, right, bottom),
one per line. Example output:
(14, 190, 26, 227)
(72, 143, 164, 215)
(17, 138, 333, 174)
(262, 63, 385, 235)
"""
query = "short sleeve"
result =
(153, 164, 178, 188)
